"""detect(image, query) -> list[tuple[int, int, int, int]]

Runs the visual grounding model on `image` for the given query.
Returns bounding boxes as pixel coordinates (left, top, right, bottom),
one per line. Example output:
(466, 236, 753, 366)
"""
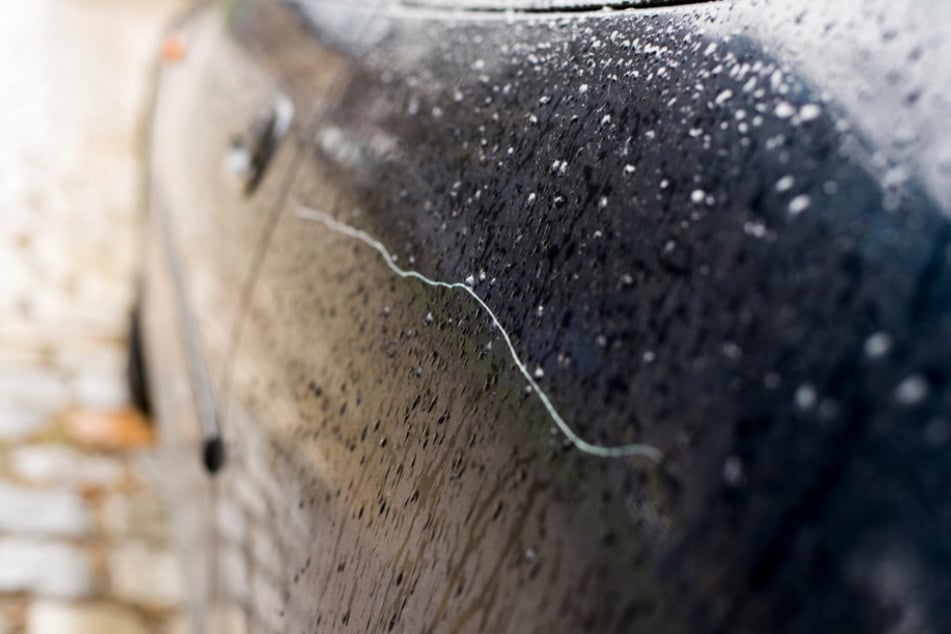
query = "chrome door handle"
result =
(224, 94, 294, 194)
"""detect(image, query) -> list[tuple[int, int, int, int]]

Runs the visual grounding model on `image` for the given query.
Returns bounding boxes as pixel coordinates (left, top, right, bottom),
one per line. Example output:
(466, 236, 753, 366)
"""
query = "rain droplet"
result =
(795, 384, 818, 410)
(799, 103, 822, 122)
(788, 195, 811, 215)
(775, 175, 795, 192)
(775, 101, 796, 119)
(722, 341, 742, 360)
(895, 374, 929, 406)
(533, 366, 545, 379)
(691, 189, 706, 204)
(723, 456, 745, 486)
(864, 332, 892, 359)
(743, 221, 767, 238)
(715, 89, 733, 105)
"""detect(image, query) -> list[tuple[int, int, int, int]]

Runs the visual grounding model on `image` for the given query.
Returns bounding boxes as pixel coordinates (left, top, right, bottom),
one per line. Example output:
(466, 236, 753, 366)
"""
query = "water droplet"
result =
(424, 312, 433, 326)
(775, 175, 795, 192)
(775, 101, 796, 119)
(723, 456, 745, 486)
(579, 83, 589, 94)
(526, 192, 536, 206)
(623, 164, 636, 175)
(691, 189, 706, 204)
(795, 384, 818, 410)
(722, 341, 742, 360)
(895, 374, 929, 406)
(464, 275, 476, 286)
(743, 221, 767, 238)
(788, 195, 811, 215)
(864, 332, 892, 359)
(799, 103, 821, 122)
(642, 350, 656, 363)
(533, 366, 544, 379)
(715, 89, 733, 105)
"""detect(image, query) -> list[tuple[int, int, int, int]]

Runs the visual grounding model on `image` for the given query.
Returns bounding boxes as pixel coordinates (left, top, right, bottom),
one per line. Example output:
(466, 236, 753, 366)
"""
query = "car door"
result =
(162, 1, 951, 633)
(144, 1, 353, 630)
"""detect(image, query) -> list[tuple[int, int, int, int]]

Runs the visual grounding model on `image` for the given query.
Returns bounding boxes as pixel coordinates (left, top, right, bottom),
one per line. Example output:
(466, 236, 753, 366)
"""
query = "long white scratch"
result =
(296, 206, 663, 462)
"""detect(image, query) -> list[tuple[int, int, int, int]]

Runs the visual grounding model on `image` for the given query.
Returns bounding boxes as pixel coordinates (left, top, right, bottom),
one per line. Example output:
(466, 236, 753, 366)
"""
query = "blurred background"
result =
(0, 1, 188, 632)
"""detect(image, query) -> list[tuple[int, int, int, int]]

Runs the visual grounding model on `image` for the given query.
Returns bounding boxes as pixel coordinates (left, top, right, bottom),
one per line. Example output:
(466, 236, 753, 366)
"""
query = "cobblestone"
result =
(108, 544, 185, 610)
(0, 0, 188, 632)
(0, 540, 93, 599)
(28, 601, 148, 634)
(0, 483, 91, 537)
(9, 445, 125, 488)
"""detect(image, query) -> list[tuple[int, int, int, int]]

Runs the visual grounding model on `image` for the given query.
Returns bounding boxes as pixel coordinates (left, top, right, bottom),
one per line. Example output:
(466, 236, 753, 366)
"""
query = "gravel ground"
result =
(0, 1, 188, 632)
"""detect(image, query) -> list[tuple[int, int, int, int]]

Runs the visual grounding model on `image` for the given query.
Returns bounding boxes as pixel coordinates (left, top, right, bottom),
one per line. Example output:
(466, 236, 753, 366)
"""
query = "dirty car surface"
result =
(141, 0, 951, 632)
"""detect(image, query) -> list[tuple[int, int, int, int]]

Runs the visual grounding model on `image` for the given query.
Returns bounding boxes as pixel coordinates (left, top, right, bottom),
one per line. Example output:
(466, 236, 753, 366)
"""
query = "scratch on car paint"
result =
(296, 205, 664, 462)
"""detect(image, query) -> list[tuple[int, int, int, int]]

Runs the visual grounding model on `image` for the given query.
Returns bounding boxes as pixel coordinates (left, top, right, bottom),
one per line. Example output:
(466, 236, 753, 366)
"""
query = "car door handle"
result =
(224, 93, 294, 194)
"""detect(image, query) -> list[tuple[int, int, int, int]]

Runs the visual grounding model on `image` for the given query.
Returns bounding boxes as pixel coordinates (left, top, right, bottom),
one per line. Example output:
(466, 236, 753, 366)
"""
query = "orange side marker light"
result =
(162, 33, 187, 63)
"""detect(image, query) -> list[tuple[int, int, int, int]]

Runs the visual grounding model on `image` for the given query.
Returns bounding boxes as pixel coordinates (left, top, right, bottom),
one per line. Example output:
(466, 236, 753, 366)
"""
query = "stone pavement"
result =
(0, 1, 189, 632)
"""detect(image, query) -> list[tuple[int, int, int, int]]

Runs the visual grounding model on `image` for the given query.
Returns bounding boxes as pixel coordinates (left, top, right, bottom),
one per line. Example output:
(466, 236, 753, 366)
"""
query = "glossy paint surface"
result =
(148, 1, 951, 632)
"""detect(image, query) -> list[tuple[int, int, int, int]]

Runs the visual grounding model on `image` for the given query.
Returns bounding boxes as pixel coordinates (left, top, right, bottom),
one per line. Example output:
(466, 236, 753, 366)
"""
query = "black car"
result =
(137, 0, 951, 631)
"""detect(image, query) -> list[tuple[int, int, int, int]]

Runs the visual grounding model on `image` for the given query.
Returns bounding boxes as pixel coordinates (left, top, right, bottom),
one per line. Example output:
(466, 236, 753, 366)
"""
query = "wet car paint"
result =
(145, 1, 951, 632)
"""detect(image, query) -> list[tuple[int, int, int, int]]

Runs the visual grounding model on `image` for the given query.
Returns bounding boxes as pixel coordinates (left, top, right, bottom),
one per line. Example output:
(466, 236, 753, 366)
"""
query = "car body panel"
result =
(146, 1, 951, 632)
